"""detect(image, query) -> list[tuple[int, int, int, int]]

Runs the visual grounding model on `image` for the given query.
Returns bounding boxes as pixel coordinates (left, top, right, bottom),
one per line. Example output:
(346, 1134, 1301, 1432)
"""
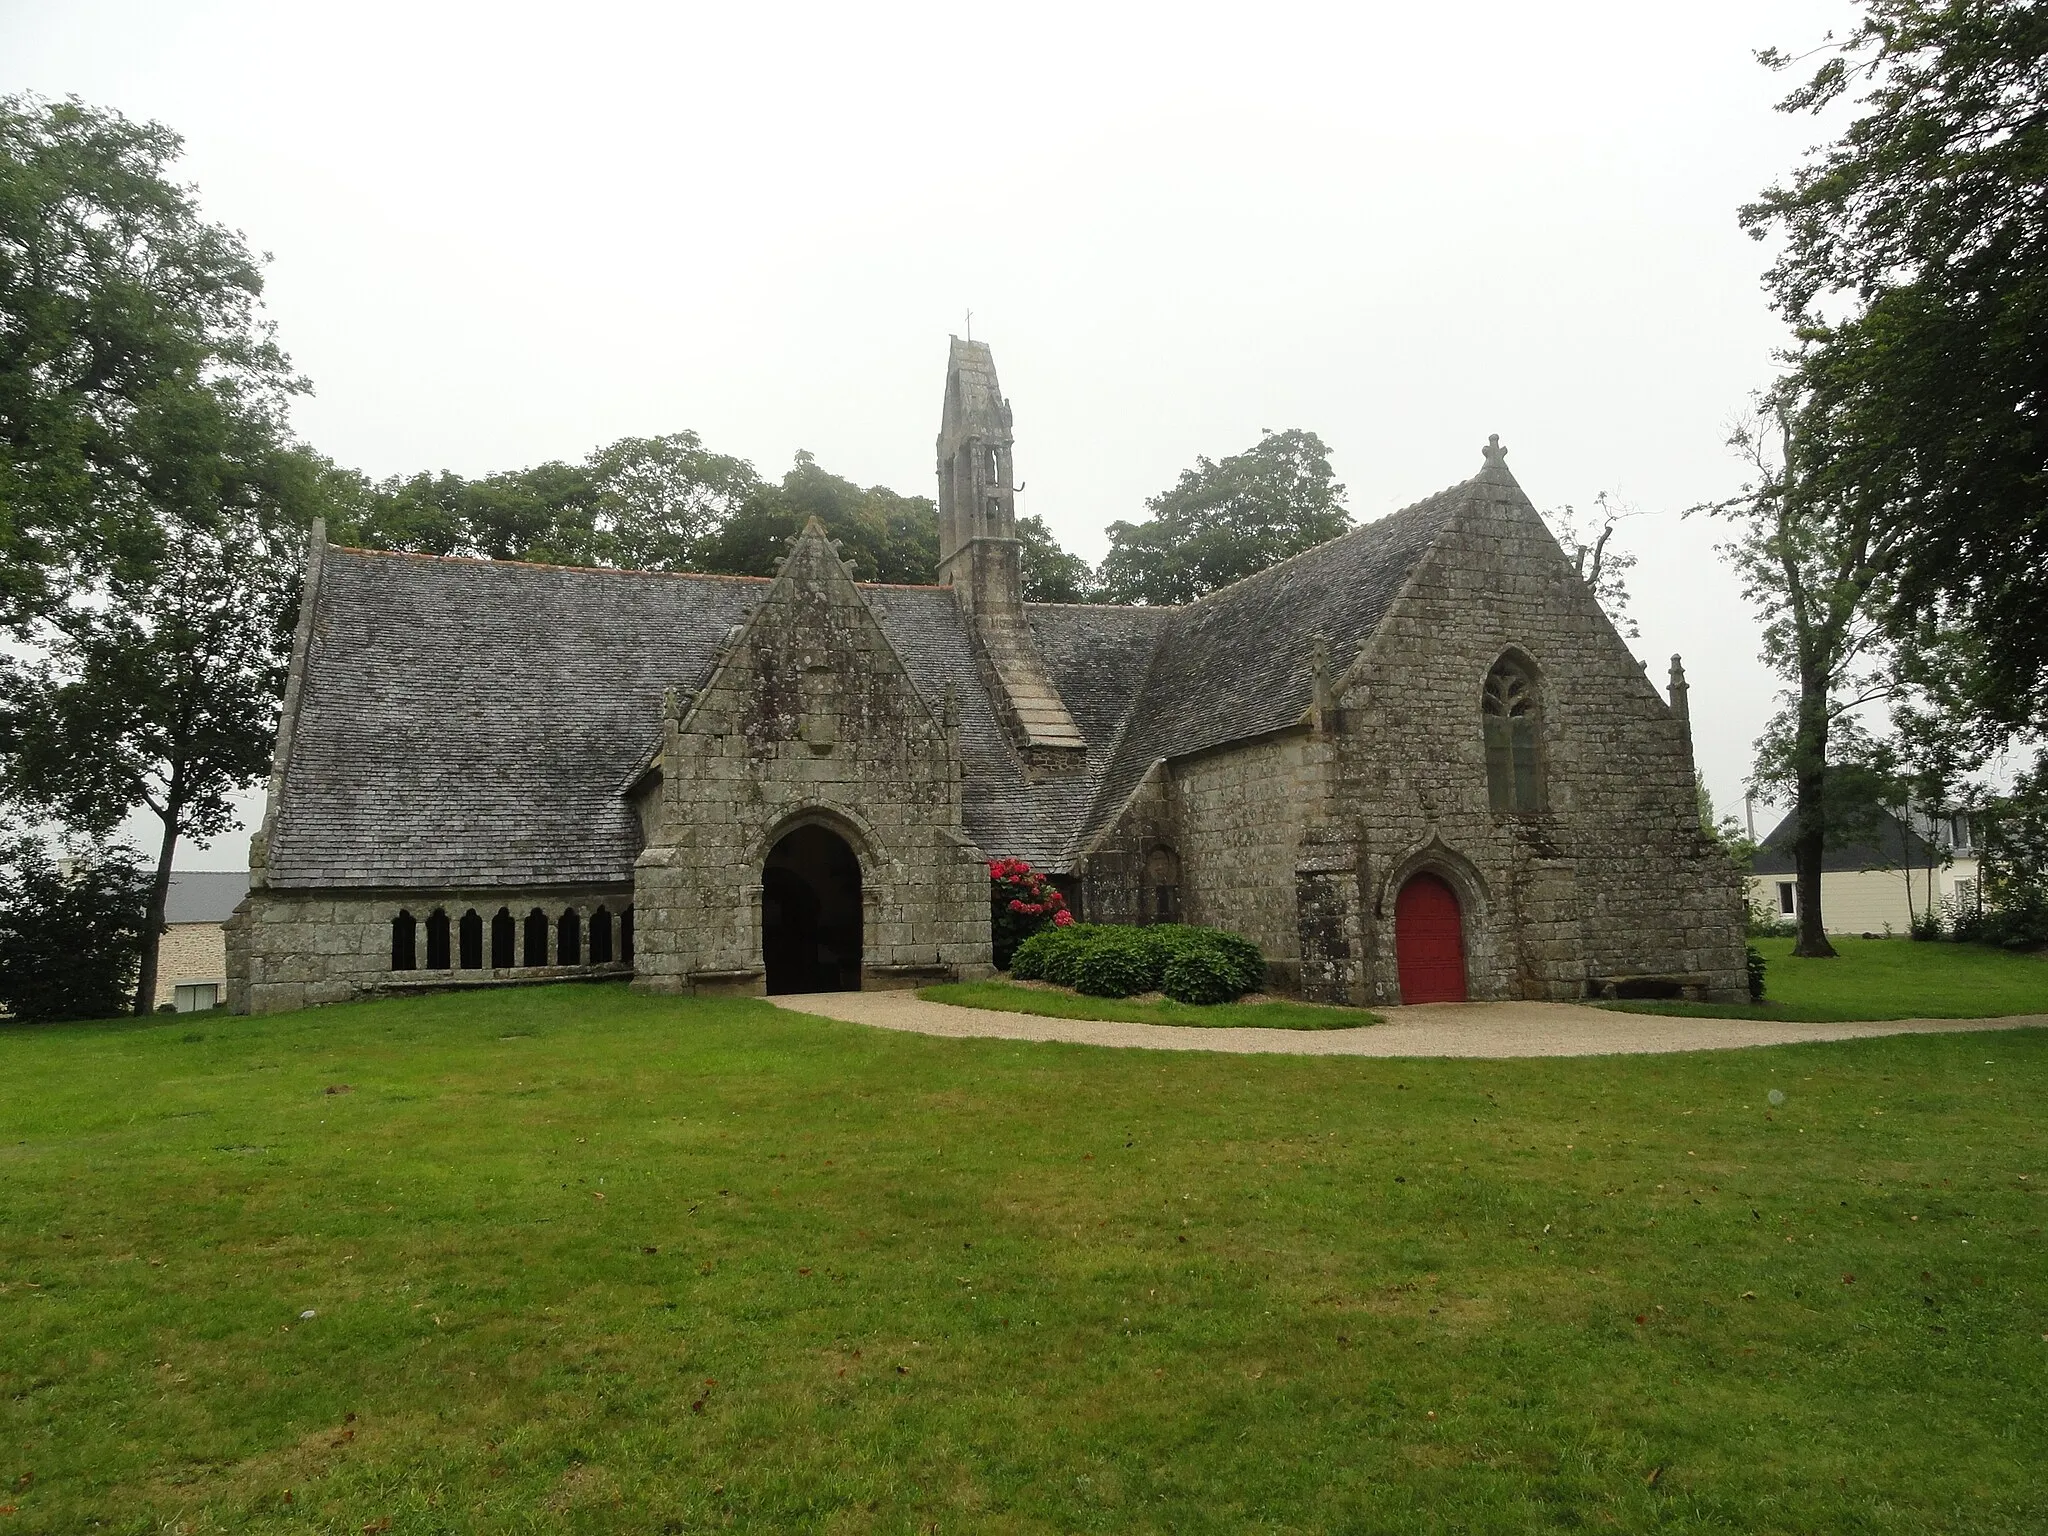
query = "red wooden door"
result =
(1395, 874, 1468, 1004)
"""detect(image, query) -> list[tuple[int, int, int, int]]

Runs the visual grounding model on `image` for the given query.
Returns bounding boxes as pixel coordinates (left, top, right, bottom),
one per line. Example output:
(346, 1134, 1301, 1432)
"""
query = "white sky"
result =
(3, 0, 1861, 868)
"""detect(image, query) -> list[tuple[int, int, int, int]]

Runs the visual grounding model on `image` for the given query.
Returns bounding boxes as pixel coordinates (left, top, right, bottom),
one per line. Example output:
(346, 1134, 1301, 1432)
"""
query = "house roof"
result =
(164, 870, 250, 924)
(265, 462, 1481, 889)
(1749, 809, 1942, 876)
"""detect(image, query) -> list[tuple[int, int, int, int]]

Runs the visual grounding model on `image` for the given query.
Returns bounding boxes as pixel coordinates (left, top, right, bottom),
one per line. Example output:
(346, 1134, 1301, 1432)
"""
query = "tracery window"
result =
(590, 906, 614, 965)
(1483, 655, 1543, 813)
(459, 909, 483, 970)
(491, 908, 515, 968)
(523, 908, 550, 967)
(558, 908, 582, 966)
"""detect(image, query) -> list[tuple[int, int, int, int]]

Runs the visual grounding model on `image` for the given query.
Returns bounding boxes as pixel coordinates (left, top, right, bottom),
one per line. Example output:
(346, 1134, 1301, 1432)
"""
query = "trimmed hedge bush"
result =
(1001, 921, 1267, 1004)
(1161, 947, 1240, 1005)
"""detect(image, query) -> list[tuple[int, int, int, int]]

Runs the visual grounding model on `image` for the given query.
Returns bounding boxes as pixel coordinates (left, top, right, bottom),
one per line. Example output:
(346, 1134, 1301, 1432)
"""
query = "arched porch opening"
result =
(762, 823, 863, 994)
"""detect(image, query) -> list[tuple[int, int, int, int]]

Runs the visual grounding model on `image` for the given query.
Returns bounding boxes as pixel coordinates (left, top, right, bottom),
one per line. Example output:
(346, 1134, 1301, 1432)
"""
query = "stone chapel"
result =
(224, 340, 1749, 1013)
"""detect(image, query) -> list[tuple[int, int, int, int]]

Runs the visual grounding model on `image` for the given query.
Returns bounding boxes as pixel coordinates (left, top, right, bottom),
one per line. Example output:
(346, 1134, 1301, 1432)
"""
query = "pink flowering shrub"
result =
(990, 857, 1071, 968)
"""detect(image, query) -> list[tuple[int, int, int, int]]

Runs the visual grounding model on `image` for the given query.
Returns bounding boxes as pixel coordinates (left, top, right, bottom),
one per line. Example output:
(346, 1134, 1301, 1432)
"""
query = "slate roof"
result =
(164, 871, 251, 924)
(266, 475, 1468, 889)
(1079, 477, 1469, 842)
(269, 553, 766, 889)
(1749, 810, 1941, 876)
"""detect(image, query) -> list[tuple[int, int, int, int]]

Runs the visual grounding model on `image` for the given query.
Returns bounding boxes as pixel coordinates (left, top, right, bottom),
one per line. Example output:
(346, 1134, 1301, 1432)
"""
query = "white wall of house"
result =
(1748, 854, 1982, 937)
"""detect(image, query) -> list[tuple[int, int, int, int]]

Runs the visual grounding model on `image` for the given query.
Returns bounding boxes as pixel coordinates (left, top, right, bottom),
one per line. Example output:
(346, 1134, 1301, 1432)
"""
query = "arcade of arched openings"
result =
(389, 900, 633, 976)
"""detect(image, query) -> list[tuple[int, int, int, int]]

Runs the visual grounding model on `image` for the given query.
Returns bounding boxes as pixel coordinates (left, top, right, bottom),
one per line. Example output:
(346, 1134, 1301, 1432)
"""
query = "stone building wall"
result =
(225, 885, 634, 1015)
(1073, 476, 1746, 1006)
(1330, 483, 1747, 1003)
(631, 524, 993, 996)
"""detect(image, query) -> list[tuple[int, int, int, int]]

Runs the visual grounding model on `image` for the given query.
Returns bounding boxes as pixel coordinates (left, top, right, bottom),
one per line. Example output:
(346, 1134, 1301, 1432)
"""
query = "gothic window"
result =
(425, 908, 451, 970)
(985, 445, 1001, 484)
(590, 906, 614, 965)
(558, 908, 582, 966)
(523, 908, 550, 967)
(491, 907, 515, 968)
(391, 910, 417, 971)
(621, 907, 635, 965)
(1483, 655, 1544, 813)
(1144, 847, 1182, 925)
(459, 909, 483, 970)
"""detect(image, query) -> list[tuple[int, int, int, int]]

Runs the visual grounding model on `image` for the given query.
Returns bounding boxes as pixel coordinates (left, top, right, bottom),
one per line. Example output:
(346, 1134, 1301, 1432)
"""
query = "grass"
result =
(917, 979, 1379, 1029)
(1, 984, 2044, 1533)
(1608, 935, 2048, 1022)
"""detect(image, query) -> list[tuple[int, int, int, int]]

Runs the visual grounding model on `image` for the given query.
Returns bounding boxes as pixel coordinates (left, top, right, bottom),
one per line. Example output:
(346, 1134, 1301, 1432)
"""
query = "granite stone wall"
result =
(1075, 481, 1747, 1005)
(631, 524, 994, 996)
(224, 885, 634, 1015)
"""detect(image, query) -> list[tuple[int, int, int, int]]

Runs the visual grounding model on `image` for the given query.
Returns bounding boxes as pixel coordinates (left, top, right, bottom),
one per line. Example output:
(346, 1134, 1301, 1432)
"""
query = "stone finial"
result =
(941, 680, 960, 731)
(1481, 434, 1508, 469)
(662, 684, 681, 722)
(1668, 654, 1692, 750)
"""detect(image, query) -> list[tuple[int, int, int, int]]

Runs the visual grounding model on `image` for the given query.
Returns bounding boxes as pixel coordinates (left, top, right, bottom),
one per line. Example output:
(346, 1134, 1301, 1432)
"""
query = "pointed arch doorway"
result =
(1395, 873, 1468, 1004)
(762, 823, 863, 994)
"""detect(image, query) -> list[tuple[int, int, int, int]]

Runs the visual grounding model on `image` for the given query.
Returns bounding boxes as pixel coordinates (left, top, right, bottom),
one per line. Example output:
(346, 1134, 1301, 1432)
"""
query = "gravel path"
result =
(768, 990, 2048, 1058)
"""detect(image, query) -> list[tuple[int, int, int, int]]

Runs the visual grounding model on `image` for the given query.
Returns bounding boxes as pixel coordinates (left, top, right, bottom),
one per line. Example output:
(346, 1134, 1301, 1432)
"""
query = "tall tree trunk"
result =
(133, 800, 181, 1015)
(1791, 680, 1838, 958)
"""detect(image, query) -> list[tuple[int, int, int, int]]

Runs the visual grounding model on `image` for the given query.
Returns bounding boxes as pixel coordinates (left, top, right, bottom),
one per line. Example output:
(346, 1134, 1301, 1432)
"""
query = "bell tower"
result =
(934, 337, 1085, 763)
(937, 336, 1018, 583)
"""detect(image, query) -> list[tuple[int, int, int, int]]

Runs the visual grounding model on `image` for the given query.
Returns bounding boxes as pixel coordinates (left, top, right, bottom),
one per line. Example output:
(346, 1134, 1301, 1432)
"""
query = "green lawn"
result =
(3, 985, 2045, 1533)
(918, 980, 1379, 1029)
(1608, 936, 2048, 1022)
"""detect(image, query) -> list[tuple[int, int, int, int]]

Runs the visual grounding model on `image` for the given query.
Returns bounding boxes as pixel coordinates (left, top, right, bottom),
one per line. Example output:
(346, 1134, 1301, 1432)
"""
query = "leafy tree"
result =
(0, 94, 301, 627)
(695, 451, 938, 583)
(1, 448, 310, 1014)
(1715, 400, 1898, 956)
(0, 94, 314, 1014)
(1974, 751, 2048, 947)
(588, 432, 760, 570)
(1744, 1, 2048, 735)
(1016, 514, 1097, 603)
(1098, 428, 1350, 605)
(0, 833, 150, 1022)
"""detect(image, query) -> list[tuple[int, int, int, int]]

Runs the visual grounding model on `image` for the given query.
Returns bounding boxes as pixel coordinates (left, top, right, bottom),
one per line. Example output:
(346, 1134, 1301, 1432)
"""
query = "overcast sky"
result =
(5, 0, 1861, 868)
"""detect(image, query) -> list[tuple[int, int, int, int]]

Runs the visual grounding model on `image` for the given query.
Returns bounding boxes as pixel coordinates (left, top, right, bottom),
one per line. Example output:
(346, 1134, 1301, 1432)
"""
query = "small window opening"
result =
(621, 907, 635, 965)
(424, 908, 451, 970)
(491, 907, 515, 968)
(523, 908, 550, 967)
(985, 445, 1001, 483)
(1777, 881, 1797, 916)
(1483, 656, 1544, 813)
(590, 906, 614, 965)
(459, 909, 483, 969)
(558, 908, 582, 966)
(391, 910, 417, 971)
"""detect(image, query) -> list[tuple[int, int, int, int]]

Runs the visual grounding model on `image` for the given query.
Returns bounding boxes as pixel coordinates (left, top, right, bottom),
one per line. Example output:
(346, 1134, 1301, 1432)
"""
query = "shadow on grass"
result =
(920, 980, 1380, 1030)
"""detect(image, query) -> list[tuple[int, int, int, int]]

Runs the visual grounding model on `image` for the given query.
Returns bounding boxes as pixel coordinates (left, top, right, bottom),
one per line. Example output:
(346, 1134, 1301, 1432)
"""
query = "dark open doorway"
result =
(762, 823, 863, 994)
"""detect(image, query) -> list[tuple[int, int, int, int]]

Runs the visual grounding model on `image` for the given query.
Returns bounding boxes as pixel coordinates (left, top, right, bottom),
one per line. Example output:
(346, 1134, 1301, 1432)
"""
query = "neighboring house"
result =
(228, 339, 1747, 1014)
(157, 871, 251, 1012)
(1748, 809, 1980, 936)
